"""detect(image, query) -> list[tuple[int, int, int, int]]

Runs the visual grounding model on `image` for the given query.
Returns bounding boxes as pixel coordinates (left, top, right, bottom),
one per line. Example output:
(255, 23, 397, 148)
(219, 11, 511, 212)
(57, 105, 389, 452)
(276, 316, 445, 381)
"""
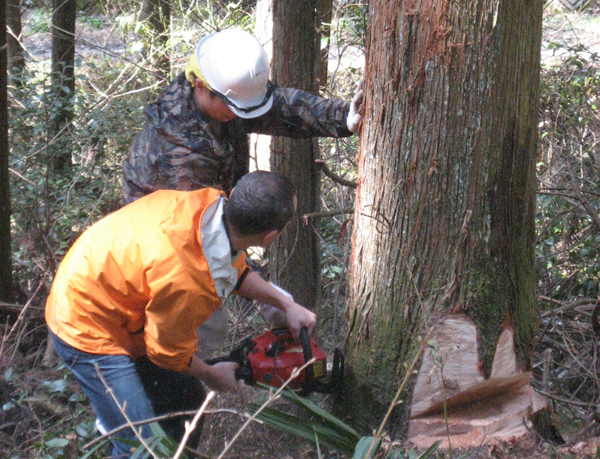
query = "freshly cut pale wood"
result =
(414, 371, 531, 418)
(410, 315, 487, 417)
(490, 322, 520, 378)
(407, 315, 547, 448)
(408, 384, 547, 448)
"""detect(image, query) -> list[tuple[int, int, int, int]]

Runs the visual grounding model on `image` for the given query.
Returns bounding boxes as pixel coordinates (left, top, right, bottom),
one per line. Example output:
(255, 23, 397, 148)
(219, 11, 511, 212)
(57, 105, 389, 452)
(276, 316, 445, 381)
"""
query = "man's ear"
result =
(194, 79, 209, 94)
(229, 187, 235, 199)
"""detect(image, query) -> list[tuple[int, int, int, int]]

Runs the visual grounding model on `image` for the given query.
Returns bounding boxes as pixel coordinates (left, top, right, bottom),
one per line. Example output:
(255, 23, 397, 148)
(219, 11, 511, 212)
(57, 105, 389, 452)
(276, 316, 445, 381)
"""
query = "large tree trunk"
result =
(268, 0, 325, 310)
(344, 0, 543, 444)
(6, 0, 25, 86)
(1, 2, 12, 302)
(50, 0, 76, 171)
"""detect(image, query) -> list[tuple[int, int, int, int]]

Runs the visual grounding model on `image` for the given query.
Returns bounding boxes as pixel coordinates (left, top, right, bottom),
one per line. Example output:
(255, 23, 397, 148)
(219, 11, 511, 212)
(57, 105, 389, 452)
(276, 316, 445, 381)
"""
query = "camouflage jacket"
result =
(122, 73, 353, 203)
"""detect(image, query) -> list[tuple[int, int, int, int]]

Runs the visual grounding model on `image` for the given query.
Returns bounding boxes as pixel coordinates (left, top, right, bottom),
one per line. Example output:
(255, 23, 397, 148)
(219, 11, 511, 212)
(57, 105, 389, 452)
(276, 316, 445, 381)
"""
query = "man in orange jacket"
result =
(45, 171, 315, 458)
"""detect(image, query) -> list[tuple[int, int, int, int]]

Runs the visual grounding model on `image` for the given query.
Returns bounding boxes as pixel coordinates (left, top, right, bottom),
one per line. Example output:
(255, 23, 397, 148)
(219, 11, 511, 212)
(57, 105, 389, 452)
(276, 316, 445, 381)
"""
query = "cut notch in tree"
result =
(407, 315, 549, 449)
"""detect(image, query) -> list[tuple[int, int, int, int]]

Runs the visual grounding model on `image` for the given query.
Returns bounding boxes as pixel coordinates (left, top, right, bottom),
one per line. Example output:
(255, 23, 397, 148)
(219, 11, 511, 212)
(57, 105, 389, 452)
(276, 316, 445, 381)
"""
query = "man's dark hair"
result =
(224, 171, 296, 236)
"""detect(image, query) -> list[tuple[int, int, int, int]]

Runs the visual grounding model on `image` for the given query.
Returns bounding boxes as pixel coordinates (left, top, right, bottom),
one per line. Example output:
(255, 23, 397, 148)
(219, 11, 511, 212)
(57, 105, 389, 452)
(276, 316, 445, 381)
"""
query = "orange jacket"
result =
(45, 188, 248, 371)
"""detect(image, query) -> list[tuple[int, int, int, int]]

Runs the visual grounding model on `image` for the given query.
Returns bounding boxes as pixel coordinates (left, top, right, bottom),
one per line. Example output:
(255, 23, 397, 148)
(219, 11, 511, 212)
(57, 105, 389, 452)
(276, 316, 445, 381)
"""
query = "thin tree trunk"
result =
(249, 0, 273, 173)
(317, 0, 333, 91)
(139, 0, 171, 80)
(50, 0, 76, 171)
(1, 1, 12, 302)
(269, 0, 323, 310)
(6, 0, 25, 86)
(344, 0, 542, 441)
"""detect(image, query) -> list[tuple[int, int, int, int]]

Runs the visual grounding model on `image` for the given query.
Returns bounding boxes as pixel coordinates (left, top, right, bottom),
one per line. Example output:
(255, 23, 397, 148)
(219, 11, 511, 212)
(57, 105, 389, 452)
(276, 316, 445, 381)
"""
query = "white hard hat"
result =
(196, 29, 274, 119)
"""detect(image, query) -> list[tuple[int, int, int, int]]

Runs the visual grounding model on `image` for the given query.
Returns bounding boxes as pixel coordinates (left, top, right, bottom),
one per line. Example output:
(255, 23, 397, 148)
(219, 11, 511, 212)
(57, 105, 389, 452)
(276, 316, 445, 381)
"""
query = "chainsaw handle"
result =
(299, 327, 314, 395)
(205, 337, 256, 386)
(234, 365, 254, 386)
(205, 356, 255, 386)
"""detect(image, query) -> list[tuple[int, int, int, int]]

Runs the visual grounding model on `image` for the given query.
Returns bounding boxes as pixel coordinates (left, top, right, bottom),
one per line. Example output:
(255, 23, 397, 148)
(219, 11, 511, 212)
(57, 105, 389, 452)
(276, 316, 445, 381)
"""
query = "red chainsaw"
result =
(207, 327, 344, 397)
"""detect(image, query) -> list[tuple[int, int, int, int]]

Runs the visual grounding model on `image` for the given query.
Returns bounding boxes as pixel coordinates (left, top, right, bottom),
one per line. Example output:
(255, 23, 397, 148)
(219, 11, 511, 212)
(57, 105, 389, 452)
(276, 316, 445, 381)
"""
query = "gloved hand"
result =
(346, 78, 364, 133)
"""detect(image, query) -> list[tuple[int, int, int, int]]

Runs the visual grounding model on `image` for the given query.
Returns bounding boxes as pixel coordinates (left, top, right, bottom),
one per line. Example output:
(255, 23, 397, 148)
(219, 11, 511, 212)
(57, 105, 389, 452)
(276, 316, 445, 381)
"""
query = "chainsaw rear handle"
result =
(205, 356, 255, 386)
(205, 338, 256, 386)
(234, 365, 254, 386)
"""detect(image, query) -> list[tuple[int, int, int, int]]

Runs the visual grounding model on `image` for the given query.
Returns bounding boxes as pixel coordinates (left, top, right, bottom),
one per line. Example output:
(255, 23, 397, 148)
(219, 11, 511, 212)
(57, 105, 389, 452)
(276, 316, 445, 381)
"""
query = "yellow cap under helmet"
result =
(185, 53, 208, 87)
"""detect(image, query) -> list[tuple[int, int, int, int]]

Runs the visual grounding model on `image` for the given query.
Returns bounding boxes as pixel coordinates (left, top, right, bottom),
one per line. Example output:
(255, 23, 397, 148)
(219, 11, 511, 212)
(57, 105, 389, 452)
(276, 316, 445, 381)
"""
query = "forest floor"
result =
(3, 6, 600, 459)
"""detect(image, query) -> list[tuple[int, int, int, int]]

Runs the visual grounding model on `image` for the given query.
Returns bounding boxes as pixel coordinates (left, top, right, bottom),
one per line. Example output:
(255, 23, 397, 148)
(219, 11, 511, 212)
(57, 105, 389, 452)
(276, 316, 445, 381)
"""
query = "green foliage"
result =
(354, 437, 382, 458)
(9, 61, 144, 293)
(127, 422, 187, 459)
(316, 138, 358, 346)
(532, 14, 600, 426)
(1, 363, 106, 459)
(248, 387, 441, 459)
(3, 364, 184, 458)
(25, 8, 53, 33)
(536, 18, 600, 302)
(249, 392, 359, 456)
(183, 0, 255, 33)
(331, 4, 367, 51)
(80, 15, 104, 30)
(107, 0, 255, 79)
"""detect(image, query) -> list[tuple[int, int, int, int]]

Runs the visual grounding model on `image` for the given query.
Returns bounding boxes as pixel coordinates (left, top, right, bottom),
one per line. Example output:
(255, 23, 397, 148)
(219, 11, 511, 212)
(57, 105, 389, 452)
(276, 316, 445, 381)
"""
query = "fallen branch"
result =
(0, 302, 26, 313)
(84, 407, 250, 449)
(173, 391, 215, 459)
(0, 276, 46, 359)
(302, 208, 354, 223)
(315, 159, 357, 189)
(539, 295, 596, 318)
(537, 389, 599, 409)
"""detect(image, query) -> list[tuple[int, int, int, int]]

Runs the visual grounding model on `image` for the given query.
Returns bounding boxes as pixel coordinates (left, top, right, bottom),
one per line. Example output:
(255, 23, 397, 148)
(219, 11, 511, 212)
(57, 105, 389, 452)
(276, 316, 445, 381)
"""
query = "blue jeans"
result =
(49, 330, 205, 458)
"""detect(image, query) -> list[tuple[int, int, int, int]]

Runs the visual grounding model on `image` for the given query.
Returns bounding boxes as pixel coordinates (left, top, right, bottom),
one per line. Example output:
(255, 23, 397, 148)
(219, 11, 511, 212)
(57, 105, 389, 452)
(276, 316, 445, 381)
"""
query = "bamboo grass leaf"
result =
(248, 404, 358, 456)
(258, 384, 361, 440)
(252, 406, 357, 451)
(353, 436, 381, 459)
(416, 440, 442, 459)
(249, 404, 351, 442)
(80, 440, 110, 459)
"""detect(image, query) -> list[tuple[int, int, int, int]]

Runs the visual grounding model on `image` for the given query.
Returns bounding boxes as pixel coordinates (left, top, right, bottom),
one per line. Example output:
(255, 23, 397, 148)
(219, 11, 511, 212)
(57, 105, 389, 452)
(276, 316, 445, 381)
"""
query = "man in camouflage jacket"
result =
(122, 74, 357, 204)
(121, 29, 363, 358)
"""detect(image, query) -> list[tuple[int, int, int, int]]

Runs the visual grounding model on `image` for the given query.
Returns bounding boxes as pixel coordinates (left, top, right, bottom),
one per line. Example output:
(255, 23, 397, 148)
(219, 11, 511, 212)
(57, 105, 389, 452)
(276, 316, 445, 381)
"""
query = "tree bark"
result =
(249, 0, 273, 172)
(139, 0, 171, 80)
(344, 0, 542, 439)
(268, 0, 325, 310)
(316, 0, 333, 91)
(1, 1, 13, 302)
(6, 0, 25, 86)
(50, 0, 76, 171)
